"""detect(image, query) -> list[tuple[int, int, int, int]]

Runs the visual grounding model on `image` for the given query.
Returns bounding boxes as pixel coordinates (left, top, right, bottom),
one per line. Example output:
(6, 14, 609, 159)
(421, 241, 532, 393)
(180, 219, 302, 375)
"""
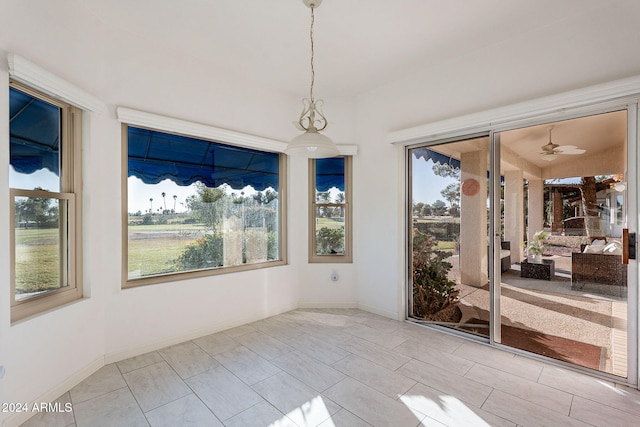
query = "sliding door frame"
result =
(489, 130, 501, 345)
(405, 132, 490, 325)
(488, 104, 637, 385)
(395, 76, 640, 387)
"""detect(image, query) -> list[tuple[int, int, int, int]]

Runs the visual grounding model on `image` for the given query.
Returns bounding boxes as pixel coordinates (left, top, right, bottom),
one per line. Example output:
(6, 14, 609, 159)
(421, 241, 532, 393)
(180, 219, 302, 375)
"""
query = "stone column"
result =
(504, 170, 524, 263)
(460, 148, 488, 286)
(527, 178, 545, 241)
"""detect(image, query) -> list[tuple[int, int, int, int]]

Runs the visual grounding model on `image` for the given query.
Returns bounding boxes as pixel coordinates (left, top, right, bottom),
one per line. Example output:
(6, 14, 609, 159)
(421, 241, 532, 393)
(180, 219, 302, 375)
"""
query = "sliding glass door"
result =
(495, 110, 631, 377)
(408, 135, 492, 336)
(408, 107, 637, 381)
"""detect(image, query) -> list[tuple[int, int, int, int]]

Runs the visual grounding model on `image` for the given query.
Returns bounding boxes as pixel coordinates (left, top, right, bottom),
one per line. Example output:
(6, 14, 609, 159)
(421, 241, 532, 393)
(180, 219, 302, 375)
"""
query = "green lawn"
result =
(413, 217, 461, 224)
(435, 241, 456, 250)
(316, 217, 345, 230)
(127, 223, 204, 231)
(14, 226, 204, 290)
(15, 228, 61, 294)
(128, 236, 198, 277)
(15, 227, 59, 244)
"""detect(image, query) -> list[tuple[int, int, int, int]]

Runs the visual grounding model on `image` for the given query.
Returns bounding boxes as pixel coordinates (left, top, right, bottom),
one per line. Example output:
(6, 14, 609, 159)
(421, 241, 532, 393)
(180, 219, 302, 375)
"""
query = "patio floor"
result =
(452, 259, 627, 377)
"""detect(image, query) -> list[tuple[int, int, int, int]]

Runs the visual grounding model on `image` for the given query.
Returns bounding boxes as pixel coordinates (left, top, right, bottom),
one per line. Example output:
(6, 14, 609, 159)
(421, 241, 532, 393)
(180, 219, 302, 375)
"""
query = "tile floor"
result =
(20, 308, 640, 427)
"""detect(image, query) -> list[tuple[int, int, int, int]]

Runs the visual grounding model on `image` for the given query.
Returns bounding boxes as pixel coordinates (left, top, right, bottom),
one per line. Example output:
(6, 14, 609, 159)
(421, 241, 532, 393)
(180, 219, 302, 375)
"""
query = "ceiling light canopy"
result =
(614, 182, 626, 192)
(286, 0, 340, 159)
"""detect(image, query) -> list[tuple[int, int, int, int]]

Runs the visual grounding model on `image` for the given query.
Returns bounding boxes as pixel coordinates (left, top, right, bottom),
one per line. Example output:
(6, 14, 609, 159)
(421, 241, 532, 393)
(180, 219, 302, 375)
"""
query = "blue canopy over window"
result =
(412, 146, 502, 182)
(316, 157, 345, 192)
(412, 147, 460, 169)
(127, 127, 279, 191)
(10, 87, 61, 176)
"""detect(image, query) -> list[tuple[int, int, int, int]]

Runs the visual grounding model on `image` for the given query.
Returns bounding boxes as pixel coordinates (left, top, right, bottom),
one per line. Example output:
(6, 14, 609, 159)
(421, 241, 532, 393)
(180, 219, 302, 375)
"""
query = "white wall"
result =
(352, 7, 640, 318)
(0, 61, 10, 420)
(0, 2, 358, 425)
(3, 0, 640, 423)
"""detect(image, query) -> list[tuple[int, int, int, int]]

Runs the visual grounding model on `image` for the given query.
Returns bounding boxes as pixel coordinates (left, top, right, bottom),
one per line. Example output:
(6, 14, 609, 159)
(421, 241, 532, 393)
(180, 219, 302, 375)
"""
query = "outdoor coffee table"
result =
(520, 259, 555, 280)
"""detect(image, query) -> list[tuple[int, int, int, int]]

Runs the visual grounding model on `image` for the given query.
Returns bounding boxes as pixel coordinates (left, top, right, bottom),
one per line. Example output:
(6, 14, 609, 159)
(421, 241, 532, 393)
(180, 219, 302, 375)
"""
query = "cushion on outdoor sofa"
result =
(602, 241, 623, 255)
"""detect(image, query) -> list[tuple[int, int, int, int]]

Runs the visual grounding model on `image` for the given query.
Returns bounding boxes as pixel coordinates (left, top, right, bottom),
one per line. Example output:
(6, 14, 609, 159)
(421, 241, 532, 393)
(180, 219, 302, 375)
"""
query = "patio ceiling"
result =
(419, 110, 627, 181)
(500, 110, 627, 179)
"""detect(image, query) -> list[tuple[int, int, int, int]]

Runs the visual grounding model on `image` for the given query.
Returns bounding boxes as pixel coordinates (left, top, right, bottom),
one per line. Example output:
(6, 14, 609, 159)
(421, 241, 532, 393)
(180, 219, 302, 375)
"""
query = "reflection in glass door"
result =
(408, 108, 636, 381)
(408, 136, 492, 336)
(496, 110, 630, 377)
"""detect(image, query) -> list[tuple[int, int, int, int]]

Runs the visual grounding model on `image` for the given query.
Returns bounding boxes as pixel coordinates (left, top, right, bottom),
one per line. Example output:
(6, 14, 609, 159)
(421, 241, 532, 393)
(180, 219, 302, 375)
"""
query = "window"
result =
(9, 82, 82, 322)
(123, 125, 286, 287)
(309, 156, 352, 263)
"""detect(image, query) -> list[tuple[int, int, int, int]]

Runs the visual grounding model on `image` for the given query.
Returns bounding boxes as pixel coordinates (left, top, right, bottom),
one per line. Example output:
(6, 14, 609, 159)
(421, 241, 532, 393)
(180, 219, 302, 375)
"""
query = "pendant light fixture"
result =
(286, 0, 340, 158)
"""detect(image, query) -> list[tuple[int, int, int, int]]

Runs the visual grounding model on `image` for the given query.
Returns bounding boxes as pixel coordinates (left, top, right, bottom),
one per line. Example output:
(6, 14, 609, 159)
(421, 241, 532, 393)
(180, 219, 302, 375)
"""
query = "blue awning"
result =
(315, 157, 345, 192)
(412, 147, 460, 169)
(10, 87, 61, 176)
(127, 127, 279, 191)
(413, 146, 503, 183)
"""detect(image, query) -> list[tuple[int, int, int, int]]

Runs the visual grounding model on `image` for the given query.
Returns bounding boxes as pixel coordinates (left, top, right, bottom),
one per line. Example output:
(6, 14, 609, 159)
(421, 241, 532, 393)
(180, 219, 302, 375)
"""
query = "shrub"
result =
(141, 213, 154, 225)
(412, 227, 459, 319)
(267, 231, 278, 260)
(316, 227, 344, 254)
(174, 233, 223, 270)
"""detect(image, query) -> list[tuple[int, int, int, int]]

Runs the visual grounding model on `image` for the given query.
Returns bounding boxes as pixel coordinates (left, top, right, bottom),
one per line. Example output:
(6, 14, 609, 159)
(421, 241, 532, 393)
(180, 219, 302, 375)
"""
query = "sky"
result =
(9, 167, 253, 214)
(13, 159, 452, 213)
(411, 157, 458, 205)
(126, 177, 268, 214)
(128, 177, 197, 214)
(10, 167, 59, 192)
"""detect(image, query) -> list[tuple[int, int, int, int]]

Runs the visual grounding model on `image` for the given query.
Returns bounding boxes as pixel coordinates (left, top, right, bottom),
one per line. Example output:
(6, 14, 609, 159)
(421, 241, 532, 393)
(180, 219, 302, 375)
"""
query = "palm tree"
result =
(335, 192, 346, 217)
(316, 191, 331, 218)
(173, 195, 178, 212)
(161, 192, 167, 212)
(149, 197, 153, 213)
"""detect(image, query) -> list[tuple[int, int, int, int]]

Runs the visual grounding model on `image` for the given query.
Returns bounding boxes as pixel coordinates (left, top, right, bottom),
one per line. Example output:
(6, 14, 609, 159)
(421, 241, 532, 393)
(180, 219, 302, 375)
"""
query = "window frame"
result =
(308, 156, 353, 263)
(121, 123, 288, 289)
(9, 81, 83, 323)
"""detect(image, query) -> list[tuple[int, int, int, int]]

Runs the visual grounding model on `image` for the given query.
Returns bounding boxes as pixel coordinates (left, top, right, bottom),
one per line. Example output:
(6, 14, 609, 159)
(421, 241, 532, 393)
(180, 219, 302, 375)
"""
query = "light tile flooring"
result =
(21, 309, 640, 427)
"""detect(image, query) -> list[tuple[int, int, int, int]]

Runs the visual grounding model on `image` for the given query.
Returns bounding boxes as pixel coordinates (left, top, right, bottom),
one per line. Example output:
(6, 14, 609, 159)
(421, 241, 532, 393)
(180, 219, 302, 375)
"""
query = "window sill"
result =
(123, 259, 288, 289)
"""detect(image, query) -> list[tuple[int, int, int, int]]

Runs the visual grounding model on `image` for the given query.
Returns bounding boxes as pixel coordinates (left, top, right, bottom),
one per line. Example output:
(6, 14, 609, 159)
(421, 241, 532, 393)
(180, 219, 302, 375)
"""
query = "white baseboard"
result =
(104, 302, 297, 364)
(297, 301, 400, 320)
(356, 303, 401, 320)
(297, 301, 358, 309)
(3, 356, 104, 427)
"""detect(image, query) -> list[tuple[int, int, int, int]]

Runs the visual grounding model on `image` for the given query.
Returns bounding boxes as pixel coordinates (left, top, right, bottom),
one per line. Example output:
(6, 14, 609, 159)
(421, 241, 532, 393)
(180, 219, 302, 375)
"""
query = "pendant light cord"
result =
(309, 5, 315, 102)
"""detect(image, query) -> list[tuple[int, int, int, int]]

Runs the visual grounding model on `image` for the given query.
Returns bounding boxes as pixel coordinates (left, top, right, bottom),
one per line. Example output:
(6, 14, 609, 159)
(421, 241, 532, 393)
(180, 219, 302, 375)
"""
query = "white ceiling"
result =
(79, 0, 640, 99)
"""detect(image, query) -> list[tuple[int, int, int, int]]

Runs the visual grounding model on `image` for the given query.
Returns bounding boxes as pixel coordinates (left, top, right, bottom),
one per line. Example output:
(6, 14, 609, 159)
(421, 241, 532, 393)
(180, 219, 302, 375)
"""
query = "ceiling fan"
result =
(540, 126, 586, 161)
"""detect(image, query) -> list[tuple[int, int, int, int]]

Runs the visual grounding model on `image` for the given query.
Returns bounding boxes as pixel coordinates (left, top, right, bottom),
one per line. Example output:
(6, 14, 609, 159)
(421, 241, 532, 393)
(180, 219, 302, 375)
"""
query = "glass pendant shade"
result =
(287, 130, 339, 158)
(286, 0, 339, 159)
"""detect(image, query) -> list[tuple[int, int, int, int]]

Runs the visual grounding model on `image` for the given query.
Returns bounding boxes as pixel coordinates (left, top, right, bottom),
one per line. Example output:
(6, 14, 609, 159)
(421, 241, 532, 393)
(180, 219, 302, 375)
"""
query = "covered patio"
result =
(413, 109, 629, 376)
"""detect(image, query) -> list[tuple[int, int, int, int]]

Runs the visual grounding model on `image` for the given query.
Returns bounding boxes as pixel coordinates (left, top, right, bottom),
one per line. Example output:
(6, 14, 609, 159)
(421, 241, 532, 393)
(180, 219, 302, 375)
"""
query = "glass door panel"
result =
(409, 136, 491, 336)
(496, 110, 629, 377)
